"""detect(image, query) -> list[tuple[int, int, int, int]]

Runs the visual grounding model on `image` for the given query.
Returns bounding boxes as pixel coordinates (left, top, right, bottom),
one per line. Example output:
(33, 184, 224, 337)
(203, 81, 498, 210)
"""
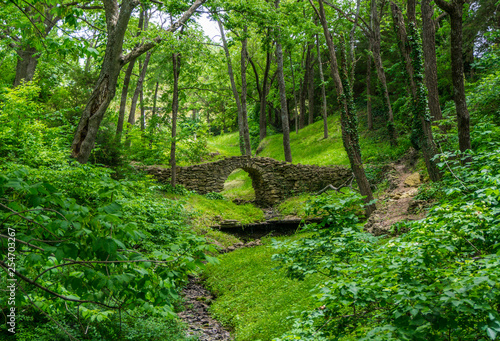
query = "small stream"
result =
(179, 208, 320, 340)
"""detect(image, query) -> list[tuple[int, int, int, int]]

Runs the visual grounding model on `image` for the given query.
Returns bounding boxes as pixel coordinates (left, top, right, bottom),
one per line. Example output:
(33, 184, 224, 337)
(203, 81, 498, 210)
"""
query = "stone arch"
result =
(140, 156, 351, 207)
(215, 159, 272, 205)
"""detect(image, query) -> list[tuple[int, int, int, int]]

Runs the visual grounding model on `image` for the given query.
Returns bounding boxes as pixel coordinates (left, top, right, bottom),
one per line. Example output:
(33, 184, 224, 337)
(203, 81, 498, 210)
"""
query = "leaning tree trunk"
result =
(434, 0, 471, 152)
(275, 0, 292, 163)
(116, 9, 144, 139)
(13, 47, 39, 87)
(71, 0, 205, 164)
(313, 0, 376, 217)
(217, 19, 245, 155)
(240, 26, 252, 156)
(170, 52, 181, 186)
(421, 0, 443, 121)
(370, 0, 397, 146)
(71, 28, 129, 163)
(316, 35, 328, 139)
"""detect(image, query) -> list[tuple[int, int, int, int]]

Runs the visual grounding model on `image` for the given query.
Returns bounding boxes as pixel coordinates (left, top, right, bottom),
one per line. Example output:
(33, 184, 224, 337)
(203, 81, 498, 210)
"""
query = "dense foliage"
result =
(273, 130, 500, 340)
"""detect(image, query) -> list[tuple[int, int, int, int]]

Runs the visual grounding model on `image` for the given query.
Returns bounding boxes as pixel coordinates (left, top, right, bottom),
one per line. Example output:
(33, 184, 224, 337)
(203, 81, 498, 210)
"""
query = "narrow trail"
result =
(364, 161, 427, 235)
(178, 276, 232, 341)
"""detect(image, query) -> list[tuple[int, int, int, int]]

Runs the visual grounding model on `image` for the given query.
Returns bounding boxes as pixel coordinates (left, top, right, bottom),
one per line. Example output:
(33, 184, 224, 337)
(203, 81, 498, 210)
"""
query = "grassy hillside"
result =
(207, 114, 410, 203)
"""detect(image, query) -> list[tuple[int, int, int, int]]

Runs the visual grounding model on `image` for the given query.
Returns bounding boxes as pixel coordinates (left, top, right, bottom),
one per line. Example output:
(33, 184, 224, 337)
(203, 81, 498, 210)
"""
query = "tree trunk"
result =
(299, 76, 307, 129)
(421, 0, 443, 121)
(13, 47, 39, 87)
(390, 1, 416, 98)
(71, 0, 205, 164)
(349, 0, 362, 86)
(170, 52, 181, 186)
(274, 1, 292, 163)
(306, 43, 315, 126)
(260, 52, 271, 141)
(434, 0, 471, 152)
(313, 0, 375, 217)
(128, 51, 152, 129)
(366, 44, 373, 130)
(217, 19, 245, 155)
(116, 59, 136, 138)
(288, 51, 300, 134)
(71, 1, 135, 164)
(407, 22, 442, 181)
(240, 26, 252, 156)
(316, 35, 328, 139)
(139, 78, 145, 131)
(370, 0, 397, 145)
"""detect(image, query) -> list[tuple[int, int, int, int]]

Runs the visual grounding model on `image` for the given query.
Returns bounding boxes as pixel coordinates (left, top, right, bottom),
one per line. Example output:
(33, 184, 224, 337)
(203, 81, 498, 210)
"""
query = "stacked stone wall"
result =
(141, 156, 351, 206)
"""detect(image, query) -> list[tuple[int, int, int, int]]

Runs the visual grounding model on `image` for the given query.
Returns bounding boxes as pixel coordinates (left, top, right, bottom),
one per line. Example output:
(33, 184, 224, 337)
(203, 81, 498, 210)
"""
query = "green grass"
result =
(203, 233, 325, 341)
(221, 169, 255, 201)
(277, 193, 315, 217)
(258, 116, 349, 166)
(207, 131, 242, 157)
(185, 194, 265, 248)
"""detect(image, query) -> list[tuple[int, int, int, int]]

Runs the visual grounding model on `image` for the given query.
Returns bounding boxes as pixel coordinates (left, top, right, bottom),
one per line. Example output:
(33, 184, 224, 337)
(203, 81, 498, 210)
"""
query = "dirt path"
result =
(364, 162, 426, 236)
(178, 276, 232, 341)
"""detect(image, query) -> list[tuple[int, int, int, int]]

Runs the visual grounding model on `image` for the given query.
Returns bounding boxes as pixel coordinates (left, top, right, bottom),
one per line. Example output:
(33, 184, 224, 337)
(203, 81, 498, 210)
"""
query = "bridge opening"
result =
(221, 169, 256, 202)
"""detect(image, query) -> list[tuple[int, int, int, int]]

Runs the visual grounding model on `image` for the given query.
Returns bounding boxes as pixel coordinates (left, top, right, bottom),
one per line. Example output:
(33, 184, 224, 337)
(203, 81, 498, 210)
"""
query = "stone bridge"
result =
(141, 156, 351, 207)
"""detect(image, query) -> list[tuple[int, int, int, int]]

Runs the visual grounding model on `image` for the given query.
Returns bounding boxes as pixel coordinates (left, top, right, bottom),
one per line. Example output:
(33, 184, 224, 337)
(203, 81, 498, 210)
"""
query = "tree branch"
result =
(0, 261, 119, 309)
(121, 0, 206, 66)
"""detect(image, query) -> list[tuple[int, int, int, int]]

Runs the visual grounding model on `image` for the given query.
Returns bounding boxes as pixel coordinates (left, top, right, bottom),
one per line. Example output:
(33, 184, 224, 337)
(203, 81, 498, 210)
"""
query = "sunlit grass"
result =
(258, 116, 349, 166)
(221, 169, 255, 201)
(203, 233, 325, 341)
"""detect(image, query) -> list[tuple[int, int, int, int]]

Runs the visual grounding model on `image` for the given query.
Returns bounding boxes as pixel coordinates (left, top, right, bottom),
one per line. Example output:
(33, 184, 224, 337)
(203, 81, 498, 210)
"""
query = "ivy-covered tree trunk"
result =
(366, 46, 374, 130)
(316, 35, 328, 139)
(421, 0, 443, 121)
(275, 0, 292, 163)
(434, 0, 471, 152)
(408, 22, 442, 181)
(240, 27, 252, 156)
(390, 1, 416, 98)
(313, 0, 376, 217)
(170, 52, 181, 187)
(370, 0, 397, 146)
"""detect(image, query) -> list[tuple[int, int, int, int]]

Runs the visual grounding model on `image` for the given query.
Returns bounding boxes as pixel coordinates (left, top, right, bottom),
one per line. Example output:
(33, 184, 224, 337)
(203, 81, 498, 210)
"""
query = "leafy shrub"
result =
(273, 147, 500, 340)
(204, 192, 225, 200)
(0, 164, 215, 338)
